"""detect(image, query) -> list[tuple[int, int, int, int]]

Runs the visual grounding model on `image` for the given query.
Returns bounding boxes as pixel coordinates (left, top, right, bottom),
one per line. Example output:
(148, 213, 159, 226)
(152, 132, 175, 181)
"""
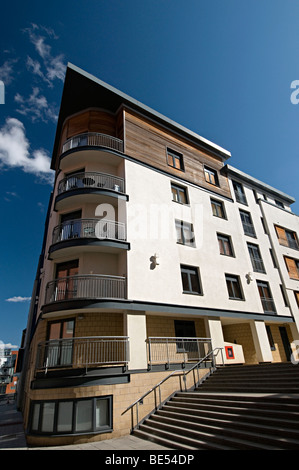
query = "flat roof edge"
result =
(66, 63, 231, 160)
(225, 164, 295, 203)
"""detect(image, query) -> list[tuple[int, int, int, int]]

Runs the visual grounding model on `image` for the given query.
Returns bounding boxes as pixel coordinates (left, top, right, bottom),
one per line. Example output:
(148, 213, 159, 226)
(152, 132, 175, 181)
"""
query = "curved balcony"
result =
(49, 218, 129, 258)
(44, 274, 127, 308)
(55, 171, 127, 211)
(62, 132, 124, 155)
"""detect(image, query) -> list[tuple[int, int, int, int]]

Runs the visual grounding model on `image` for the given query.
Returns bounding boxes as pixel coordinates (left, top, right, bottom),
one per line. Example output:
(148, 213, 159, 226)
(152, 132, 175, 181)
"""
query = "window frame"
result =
(217, 233, 234, 257)
(180, 265, 202, 295)
(247, 243, 266, 273)
(175, 220, 195, 247)
(225, 274, 244, 300)
(240, 210, 256, 237)
(167, 148, 184, 171)
(211, 198, 226, 219)
(204, 166, 219, 186)
(171, 183, 189, 205)
(256, 280, 276, 314)
(232, 181, 247, 205)
(29, 396, 113, 436)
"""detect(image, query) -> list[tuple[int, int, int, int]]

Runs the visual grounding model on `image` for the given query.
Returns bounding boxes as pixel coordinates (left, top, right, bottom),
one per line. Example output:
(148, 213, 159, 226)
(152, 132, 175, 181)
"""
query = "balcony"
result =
(62, 132, 124, 154)
(49, 218, 129, 258)
(55, 171, 126, 211)
(260, 297, 276, 314)
(147, 337, 212, 369)
(35, 336, 129, 372)
(45, 274, 127, 305)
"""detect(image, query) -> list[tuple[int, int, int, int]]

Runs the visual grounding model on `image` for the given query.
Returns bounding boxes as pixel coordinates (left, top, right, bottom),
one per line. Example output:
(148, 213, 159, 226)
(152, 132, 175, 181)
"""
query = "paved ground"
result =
(0, 398, 170, 451)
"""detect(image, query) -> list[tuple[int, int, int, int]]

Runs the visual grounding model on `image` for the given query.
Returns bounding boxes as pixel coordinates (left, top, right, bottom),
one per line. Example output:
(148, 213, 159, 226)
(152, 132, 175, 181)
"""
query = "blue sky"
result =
(1, 0, 299, 347)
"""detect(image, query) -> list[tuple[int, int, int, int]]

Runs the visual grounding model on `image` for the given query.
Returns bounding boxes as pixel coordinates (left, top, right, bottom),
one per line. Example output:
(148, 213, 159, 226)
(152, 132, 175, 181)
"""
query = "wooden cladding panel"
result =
(58, 109, 121, 156)
(124, 110, 231, 199)
(275, 225, 288, 247)
(285, 256, 299, 280)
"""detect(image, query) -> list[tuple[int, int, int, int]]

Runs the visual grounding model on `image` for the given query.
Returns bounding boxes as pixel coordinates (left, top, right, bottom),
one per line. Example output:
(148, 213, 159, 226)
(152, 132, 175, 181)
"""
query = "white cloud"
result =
(5, 296, 31, 303)
(0, 117, 54, 184)
(0, 58, 18, 85)
(24, 24, 66, 87)
(15, 87, 58, 123)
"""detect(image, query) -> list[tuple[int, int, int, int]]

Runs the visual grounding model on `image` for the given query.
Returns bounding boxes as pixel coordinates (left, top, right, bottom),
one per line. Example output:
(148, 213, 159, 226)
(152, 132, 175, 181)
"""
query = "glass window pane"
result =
(96, 399, 109, 428)
(32, 403, 40, 431)
(181, 271, 189, 291)
(75, 400, 93, 432)
(41, 402, 55, 433)
(57, 401, 73, 432)
(190, 273, 200, 293)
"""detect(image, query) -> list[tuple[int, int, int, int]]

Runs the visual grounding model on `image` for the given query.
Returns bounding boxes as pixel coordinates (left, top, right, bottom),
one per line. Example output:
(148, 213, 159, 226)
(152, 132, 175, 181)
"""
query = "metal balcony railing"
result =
(62, 132, 124, 154)
(260, 296, 276, 314)
(58, 171, 125, 195)
(36, 336, 129, 371)
(52, 218, 126, 245)
(242, 221, 256, 237)
(147, 337, 212, 369)
(45, 274, 126, 304)
(251, 256, 266, 273)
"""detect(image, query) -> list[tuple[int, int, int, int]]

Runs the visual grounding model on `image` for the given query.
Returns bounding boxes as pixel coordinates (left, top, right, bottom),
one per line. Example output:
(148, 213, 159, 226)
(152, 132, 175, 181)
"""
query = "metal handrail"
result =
(62, 132, 124, 154)
(122, 347, 223, 431)
(58, 171, 125, 195)
(52, 218, 126, 244)
(45, 274, 127, 304)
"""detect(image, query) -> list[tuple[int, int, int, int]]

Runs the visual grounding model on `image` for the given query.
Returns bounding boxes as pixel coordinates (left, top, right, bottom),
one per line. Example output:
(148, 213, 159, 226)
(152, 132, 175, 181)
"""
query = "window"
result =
(225, 274, 243, 300)
(211, 198, 226, 219)
(45, 319, 75, 368)
(266, 326, 276, 351)
(275, 200, 284, 209)
(29, 396, 112, 435)
(240, 210, 256, 237)
(257, 281, 276, 314)
(247, 243, 266, 273)
(181, 265, 202, 295)
(204, 166, 219, 186)
(174, 320, 197, 353)
(175, 220, 195, 247)
(275, 226, 299, 250)
(284, 256, 299, 280)
(171, 183, 188, 204)
(233, 181, 247, 204)
(294, 291, 299, 308)
(217, 234, 234, 256)
(167, 148, 184, 171)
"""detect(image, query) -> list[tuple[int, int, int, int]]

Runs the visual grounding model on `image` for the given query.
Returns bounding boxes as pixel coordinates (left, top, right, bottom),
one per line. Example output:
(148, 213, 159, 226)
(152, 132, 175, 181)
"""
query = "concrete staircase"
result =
(134, 363, 299, 450)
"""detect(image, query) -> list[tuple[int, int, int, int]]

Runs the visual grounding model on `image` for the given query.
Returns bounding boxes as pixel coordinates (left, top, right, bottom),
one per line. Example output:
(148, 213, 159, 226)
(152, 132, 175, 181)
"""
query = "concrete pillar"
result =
(124, 311, 148, 370)
(204, 317, 225, 365)
(250, 320, 273, 363)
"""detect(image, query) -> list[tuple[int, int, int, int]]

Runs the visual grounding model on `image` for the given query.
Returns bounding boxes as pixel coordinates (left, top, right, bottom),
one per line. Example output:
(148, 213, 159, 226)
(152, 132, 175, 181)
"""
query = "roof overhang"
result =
(224, 164, 295, 204)
(51, 63, 231, 170)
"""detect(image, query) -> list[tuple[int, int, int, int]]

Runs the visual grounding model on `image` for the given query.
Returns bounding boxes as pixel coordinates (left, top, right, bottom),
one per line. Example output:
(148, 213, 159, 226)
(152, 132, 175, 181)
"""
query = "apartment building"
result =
(19, 63, 299, 446)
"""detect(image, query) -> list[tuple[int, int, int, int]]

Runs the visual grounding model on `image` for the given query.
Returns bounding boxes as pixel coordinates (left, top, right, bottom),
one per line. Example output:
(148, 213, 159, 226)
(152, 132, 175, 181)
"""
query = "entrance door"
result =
(55, 260, 79, 301)
(45, 319, 75, 367)
(279, 327, 292, 362)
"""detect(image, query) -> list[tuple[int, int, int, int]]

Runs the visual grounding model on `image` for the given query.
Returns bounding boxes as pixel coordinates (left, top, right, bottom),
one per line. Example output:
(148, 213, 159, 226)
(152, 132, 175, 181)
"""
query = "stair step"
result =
(141, 419, 284, 450)
(158, 406, 299, 429)
(135, 426, 234, 450)
(169, 400, 299, 421)
(153, 410, 299, 440)
(133, 363, 299, 450)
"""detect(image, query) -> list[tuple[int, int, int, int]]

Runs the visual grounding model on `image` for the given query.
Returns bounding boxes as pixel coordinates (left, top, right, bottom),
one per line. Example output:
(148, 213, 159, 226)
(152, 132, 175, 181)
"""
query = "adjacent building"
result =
(19, 64, 299, 446)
